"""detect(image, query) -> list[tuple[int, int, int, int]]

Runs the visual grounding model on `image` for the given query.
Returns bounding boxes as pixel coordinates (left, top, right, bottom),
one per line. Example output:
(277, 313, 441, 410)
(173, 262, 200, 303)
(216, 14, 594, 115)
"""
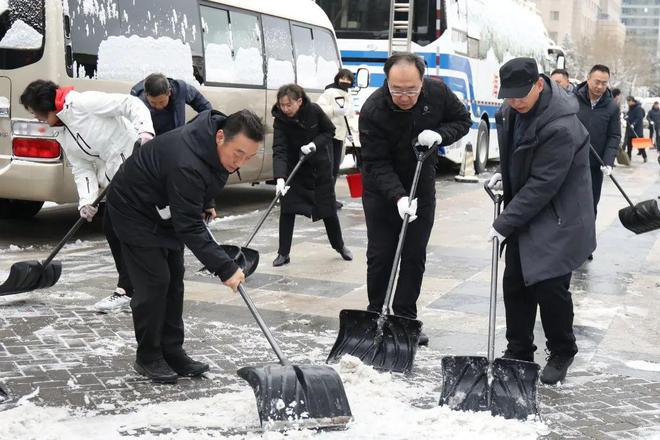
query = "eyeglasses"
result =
(389, 86, 422, 97)
(590, 79, 609, 87)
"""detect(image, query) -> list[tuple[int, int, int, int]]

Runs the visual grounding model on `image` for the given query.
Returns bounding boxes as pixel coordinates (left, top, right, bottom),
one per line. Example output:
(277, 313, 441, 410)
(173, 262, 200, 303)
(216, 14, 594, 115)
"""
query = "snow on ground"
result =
(625, 360, 660, 372)
(0, 19, 42, 49)
(0, 354, 547, 440)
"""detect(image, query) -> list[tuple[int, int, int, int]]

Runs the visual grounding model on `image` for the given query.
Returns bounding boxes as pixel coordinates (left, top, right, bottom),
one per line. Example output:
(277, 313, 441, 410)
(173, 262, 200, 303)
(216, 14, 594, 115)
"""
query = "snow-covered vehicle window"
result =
(200, 6, 264, 86)
(66, 0, 203, 82)
(292, 25, 340, 90)
(0, 0, 44, 69)
(263, 15, 295, 89)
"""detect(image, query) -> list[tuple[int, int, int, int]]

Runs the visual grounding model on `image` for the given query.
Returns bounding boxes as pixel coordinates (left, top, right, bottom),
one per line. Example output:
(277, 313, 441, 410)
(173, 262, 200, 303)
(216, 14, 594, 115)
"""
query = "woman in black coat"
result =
(271, 84, 352, 266)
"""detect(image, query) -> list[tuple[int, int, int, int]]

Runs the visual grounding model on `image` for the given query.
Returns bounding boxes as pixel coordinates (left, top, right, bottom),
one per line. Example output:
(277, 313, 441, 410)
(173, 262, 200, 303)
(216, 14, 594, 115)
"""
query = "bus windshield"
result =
(0, 0, 45, 69)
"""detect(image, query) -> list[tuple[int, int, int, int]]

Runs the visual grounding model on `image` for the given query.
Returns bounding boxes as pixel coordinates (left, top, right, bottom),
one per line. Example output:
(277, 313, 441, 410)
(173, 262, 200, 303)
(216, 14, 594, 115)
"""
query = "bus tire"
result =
(474, 119, 489, 174)
(0, 199, 44, 219)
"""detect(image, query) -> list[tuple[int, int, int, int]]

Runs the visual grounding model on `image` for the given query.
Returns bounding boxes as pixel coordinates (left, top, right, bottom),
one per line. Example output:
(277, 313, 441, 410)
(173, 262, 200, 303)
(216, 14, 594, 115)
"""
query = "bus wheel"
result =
(0, 199, 44, 219)
(474, 120, 489, 175)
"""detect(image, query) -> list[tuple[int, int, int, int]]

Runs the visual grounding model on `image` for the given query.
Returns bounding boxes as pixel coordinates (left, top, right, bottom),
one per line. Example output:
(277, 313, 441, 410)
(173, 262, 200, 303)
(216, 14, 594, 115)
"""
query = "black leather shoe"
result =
(336, 201, 343, 210)
(165, 352, 209, 377)
(134, 358, 178, 384)
(540, 353, 574, 385)
(418, 331, 429, 346)
(273, 254, 290, 267)
(337, 246, 353, 261)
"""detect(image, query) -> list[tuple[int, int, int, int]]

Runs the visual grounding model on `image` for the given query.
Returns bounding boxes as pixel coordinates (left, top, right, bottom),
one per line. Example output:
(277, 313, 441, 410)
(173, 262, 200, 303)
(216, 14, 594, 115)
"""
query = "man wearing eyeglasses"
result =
(358, 52, 471, 346)
(486, 57, 596, 385)
(574, 65, 621, 260)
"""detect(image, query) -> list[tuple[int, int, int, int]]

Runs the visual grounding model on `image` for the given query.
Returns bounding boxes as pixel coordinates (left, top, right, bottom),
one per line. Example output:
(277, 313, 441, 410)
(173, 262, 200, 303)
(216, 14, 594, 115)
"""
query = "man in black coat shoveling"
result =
(359, 52, 471, 346)
(106, 109, 265, 383)
(487, 58, 596, 385)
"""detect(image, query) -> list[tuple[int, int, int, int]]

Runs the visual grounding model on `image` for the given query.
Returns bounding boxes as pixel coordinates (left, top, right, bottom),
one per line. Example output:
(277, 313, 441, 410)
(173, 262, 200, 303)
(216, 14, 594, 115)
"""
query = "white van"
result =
(0, 0, 341, 218)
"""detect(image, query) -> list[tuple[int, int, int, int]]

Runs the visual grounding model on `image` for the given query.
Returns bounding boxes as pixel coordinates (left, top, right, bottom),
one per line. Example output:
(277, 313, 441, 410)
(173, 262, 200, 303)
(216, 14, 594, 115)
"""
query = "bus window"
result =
(412, 0, 436, 46)
(317, 0, 388, 40)
(262, 15, 295, 89)
(0, 0, 45, 69)
(201, 6, 264, 86)
(291, 25, 339, 90)
(67, 0, 202, 81)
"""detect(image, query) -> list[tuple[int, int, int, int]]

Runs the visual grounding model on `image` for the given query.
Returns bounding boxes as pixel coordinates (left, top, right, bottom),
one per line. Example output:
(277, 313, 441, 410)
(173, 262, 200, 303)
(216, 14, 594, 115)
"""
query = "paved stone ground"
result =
(1, 158, 660, 439)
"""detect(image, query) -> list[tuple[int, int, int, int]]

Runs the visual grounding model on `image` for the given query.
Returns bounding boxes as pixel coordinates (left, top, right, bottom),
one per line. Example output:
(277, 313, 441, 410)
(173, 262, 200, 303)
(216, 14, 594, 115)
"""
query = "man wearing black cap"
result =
(486, 57, 596, 385)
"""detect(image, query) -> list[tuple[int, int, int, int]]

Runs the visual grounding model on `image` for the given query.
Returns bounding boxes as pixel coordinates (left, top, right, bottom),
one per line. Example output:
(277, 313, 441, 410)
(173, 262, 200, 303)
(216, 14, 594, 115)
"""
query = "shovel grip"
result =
(588, 145, 636, 208)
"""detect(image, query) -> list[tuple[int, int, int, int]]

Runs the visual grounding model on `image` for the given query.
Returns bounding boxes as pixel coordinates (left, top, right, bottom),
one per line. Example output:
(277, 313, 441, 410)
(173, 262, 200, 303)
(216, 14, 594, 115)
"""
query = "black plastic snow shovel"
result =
(236, 282, 353, 430)
(0, 187, 108, 296)
(589, 145, 660, 234)
(438, 182, 540, 420)
(326, 143, 437, 373)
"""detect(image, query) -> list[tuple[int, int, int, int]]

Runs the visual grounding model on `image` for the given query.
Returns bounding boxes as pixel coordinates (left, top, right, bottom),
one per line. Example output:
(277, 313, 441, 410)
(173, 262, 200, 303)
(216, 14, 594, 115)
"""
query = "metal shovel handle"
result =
(588, 145, 636, 208)
(237, 283, 290, 366)
(484, 181, 503, 362)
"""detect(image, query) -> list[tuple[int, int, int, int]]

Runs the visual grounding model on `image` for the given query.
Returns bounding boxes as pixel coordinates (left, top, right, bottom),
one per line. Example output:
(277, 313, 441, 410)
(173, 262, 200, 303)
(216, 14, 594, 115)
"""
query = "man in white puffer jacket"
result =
(20, 80, 155, 313)
(317, 69, 359, 209)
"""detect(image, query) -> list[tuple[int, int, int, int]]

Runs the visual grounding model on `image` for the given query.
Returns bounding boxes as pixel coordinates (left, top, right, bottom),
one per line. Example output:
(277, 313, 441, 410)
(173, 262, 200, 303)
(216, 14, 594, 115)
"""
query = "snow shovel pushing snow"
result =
(438, 182, 540, 420)
(236, 282, 352, 430)
(590, 145, 660, 234)
(0, 187, 108, 296)
(326, 143, 437, 373)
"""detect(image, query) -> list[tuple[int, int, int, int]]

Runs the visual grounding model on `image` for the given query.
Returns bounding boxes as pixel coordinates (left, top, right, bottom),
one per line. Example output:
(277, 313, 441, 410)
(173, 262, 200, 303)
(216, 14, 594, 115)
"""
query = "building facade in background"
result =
(532, 0, 601, 45)
(621, 0, 660, 59)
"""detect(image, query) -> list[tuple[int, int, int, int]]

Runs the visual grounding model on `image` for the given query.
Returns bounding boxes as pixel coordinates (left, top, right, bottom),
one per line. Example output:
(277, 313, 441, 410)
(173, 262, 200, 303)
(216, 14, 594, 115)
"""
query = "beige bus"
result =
(0, 0, 341, 218)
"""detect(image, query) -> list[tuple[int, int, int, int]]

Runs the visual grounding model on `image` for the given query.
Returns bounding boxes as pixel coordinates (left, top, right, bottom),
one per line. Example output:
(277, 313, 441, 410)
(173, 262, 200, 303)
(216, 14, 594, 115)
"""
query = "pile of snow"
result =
(96, 35, 196, 84)
(625, 360, 660, 372)
(205, 43, 263, 85)
(0, 19, 42, 49)
(0, 0, 8, 15)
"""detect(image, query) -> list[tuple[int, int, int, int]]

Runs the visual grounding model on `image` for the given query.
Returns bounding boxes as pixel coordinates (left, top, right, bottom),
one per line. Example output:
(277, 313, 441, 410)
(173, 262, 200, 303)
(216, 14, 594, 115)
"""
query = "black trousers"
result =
(330, 138, 343, 181)
(626, 135, 647, 159)
(121, 242, 185, 363)
(364, 195, 435, 319)
(102, 205, 133, 296)
(590, 167, 604, 218)
(503, 239, 578, 359)
(278, 212, 345, 256)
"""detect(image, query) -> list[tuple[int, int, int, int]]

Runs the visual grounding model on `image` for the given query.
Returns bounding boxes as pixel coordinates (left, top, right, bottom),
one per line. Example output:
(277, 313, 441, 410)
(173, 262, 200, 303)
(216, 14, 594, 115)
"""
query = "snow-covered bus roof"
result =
(208, 0, 333, 30)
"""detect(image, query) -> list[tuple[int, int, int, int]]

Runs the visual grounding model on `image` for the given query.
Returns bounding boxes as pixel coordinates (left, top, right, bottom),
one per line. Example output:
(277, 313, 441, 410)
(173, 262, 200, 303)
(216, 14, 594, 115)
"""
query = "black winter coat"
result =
(272, 97, 337, 220)
(131, 78, 212, 135)
(358, 78, 471, 204)
(106, 110, 238, 281)
(625, 102, 645, 139)
(647, 107, 660, 127)
(494, 76, 596, 286)
(574, 82, 621, 168)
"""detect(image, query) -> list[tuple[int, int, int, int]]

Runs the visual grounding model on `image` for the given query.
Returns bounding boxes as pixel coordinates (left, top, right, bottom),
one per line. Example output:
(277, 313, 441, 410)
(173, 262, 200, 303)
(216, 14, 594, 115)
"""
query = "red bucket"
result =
(346, 172, 363, 198)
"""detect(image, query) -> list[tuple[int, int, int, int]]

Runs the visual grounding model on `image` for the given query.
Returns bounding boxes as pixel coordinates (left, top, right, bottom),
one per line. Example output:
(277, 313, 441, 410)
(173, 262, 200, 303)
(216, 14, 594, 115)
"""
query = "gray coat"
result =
(494, 76, 596, 286)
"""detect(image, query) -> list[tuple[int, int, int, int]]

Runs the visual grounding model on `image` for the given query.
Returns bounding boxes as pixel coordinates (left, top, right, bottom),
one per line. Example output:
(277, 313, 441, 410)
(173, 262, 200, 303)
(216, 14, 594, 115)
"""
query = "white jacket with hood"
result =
(56, 90, 154, 208)
(316, 86, 359, 144)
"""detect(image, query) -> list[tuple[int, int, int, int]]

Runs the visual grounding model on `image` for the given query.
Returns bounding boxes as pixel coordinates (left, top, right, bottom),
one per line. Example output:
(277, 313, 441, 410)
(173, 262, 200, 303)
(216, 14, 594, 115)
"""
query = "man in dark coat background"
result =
(358, 52, 472, 346)
(487, 57, 596, 385)
(106, 109, 265, 383)
(131, 73, 212, 136)
(574, 64, 621, 253)
(625, 96, 647, 162)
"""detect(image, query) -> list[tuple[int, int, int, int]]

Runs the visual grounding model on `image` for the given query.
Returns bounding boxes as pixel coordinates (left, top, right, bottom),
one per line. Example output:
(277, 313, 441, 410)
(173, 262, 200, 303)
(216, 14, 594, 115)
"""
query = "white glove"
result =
(487, 227, 505, 243)
(417, 129, 443, 148)
(396, 197, 418, 222)
(79, 204, 98, 222)
(337, 105, 350, 116)
(139, 132, 154, 145)
(346, 134, 354, 144)
(301, 142, 316, 155)
(600, 165, 612, 176)
(276, 178, 290, 196)
(487, 172, 503, 190)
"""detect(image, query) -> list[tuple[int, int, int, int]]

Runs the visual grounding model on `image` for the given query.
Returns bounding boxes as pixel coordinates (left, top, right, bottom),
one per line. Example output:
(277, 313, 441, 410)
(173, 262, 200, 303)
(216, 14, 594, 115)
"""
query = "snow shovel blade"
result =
(490, 358, 540, 420)
(219, 245, 259, 277)
(618, 199, 660, 234)
(439, 356, 489, 412)
(326, 309, 421, 373)
(0, 260, 62, 296)
(237, 364, 352, 430)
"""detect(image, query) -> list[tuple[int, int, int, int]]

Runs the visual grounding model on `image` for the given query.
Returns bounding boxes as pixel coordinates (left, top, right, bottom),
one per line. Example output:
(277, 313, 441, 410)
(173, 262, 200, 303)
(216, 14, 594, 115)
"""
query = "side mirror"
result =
(556, 55, 566, 70)
(356, 67, 370, 89)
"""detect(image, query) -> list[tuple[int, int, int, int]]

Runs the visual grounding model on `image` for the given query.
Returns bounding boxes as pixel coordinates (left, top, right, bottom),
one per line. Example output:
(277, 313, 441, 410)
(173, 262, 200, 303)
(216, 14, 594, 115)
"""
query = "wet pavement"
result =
(1, 157, 660, 439)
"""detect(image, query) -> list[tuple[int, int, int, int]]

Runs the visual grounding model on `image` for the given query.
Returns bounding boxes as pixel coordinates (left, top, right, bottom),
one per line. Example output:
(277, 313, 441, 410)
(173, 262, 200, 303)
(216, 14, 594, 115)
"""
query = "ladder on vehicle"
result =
(388, 0, 415, 55)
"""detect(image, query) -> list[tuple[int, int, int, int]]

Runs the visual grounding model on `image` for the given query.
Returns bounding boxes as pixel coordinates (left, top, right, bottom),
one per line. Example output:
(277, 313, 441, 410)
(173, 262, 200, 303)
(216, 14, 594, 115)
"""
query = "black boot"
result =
(418, 331, 429, 346)
(540, 353, 574, 385)
(165, 352, 209, 377)
(134, 358, 178, 384)
(336, 246, 353, 261)
(273, 254, 290, 267)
